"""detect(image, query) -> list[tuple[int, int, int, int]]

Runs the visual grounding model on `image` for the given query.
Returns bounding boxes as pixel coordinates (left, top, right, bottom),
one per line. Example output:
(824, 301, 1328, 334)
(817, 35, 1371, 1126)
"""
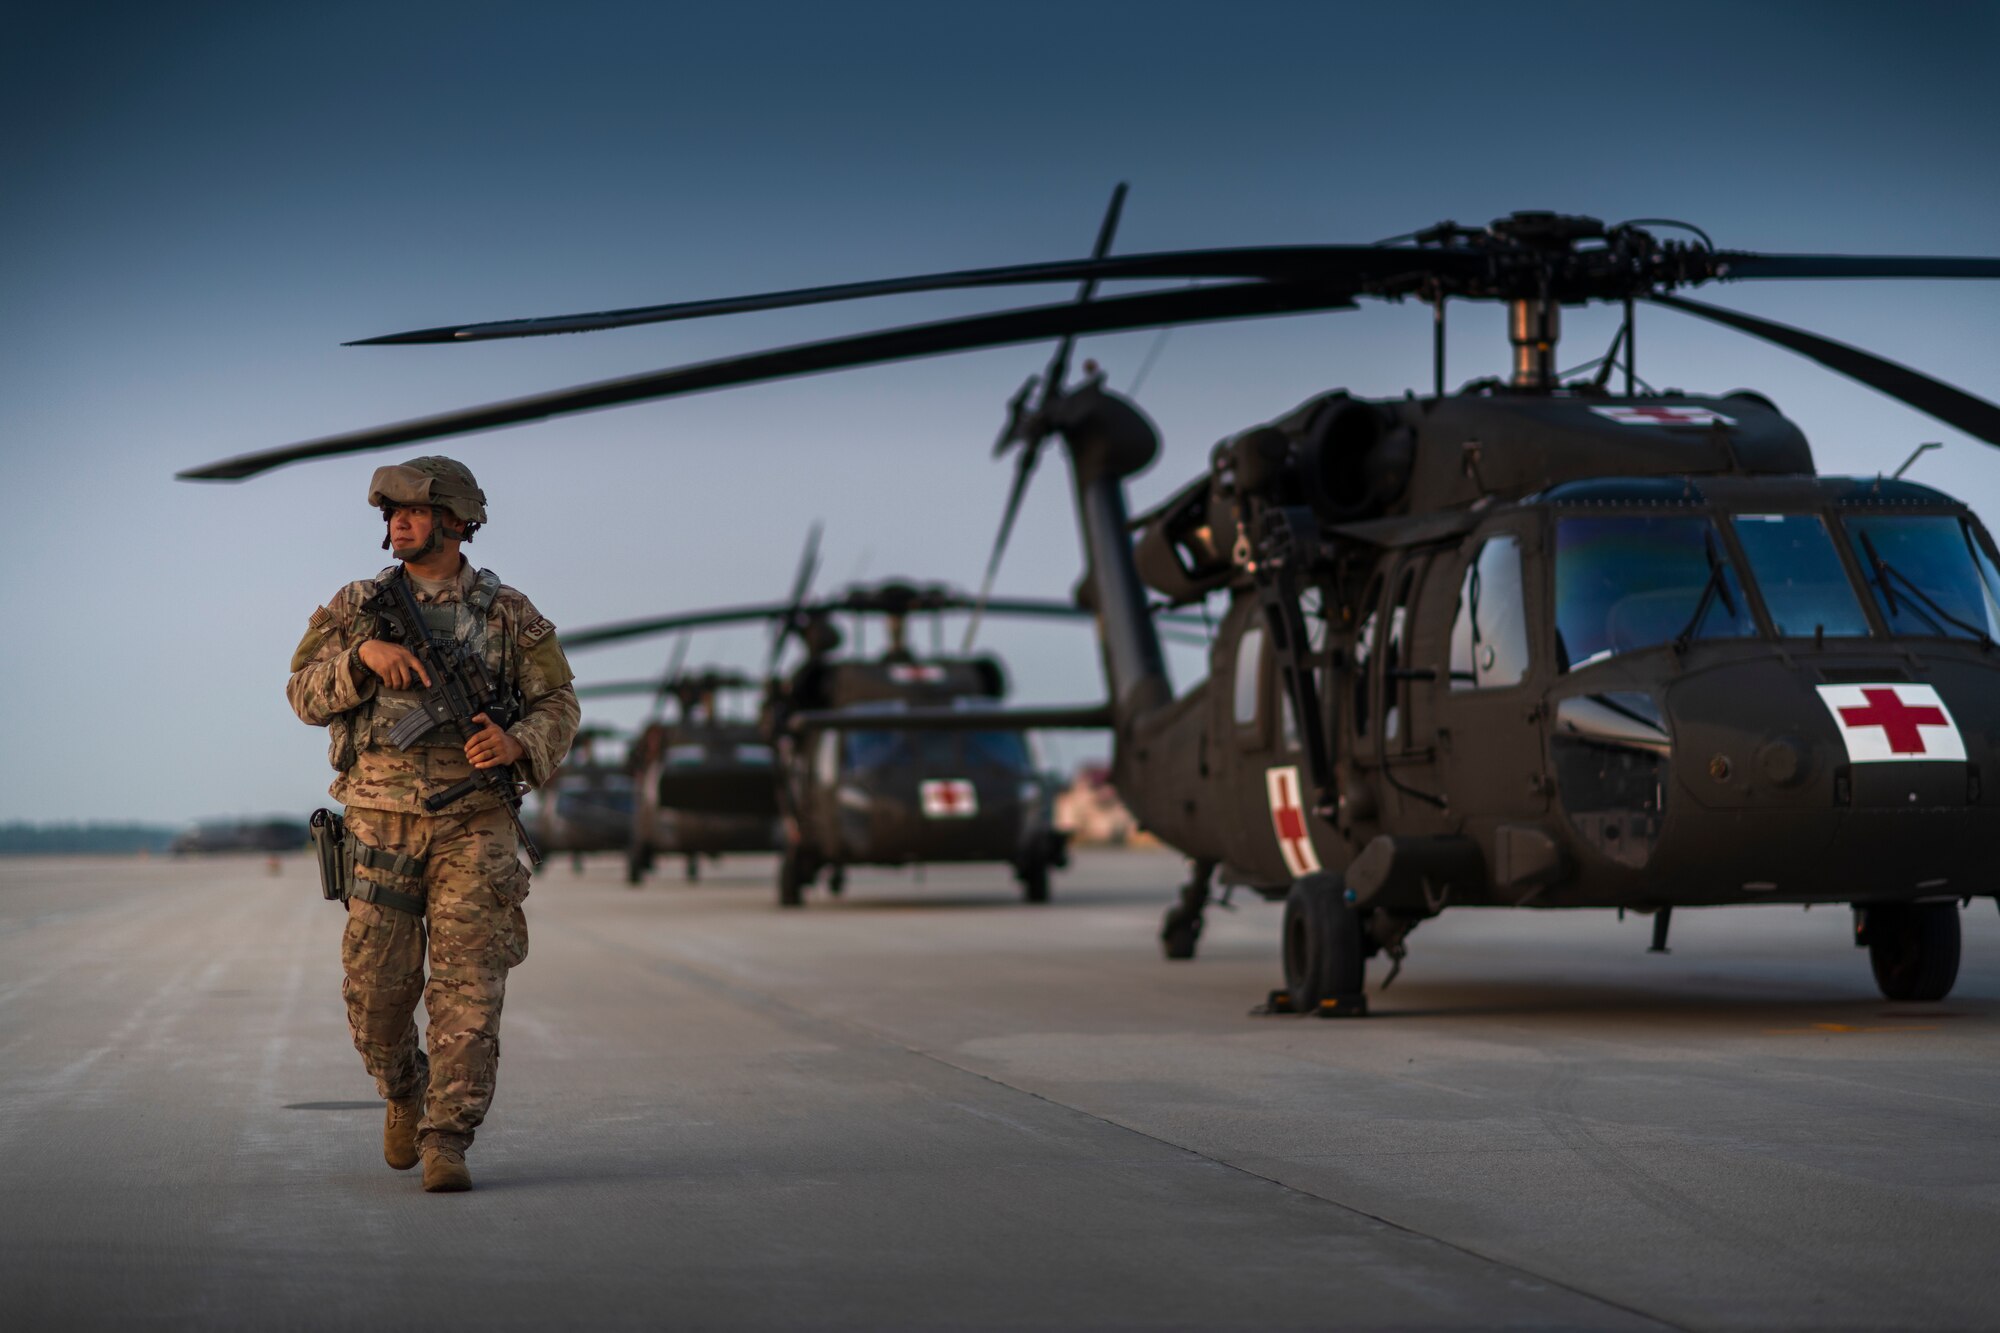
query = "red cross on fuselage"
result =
(1839, 688, 1949, 754)
(1622, 406, 1707, 423)
(1272, 771, 1312, 866)
(931, 782, 969, 812)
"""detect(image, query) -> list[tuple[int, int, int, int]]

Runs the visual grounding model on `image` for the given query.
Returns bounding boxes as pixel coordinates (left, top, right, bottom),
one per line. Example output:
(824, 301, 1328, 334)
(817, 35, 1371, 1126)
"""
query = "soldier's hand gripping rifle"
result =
(364, 571, 544, 867)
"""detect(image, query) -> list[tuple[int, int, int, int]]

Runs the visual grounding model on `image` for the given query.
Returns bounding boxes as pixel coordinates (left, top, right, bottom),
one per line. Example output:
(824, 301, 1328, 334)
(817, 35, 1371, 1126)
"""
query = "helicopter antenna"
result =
(963, 182, 1128, 654)
(1891, 441, 1942, 479)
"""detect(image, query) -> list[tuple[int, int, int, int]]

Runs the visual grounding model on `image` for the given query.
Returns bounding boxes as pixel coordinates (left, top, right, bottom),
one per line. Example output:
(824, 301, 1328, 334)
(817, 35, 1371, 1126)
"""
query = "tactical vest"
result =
(355, 564, 509, 752)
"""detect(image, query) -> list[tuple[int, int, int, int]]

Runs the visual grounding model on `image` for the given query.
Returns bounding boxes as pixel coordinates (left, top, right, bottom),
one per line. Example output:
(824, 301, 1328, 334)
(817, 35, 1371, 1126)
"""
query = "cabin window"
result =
(1844, 514, 2000, 641)
(1450, 536, 1531, 689)
(1554, 516, 1753, 670)
(1233, 624, 1265, 730)
(1352, 576, 1383, 735)
(964, 731, 1032, 770)
(1383, 567, 1416, 740)
(1730, 514, 1869, 638)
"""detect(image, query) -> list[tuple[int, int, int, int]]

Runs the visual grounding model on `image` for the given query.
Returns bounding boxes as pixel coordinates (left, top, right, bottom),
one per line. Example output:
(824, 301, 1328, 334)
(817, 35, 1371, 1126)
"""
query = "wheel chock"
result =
(1250, 989, 1299, 1015)
(1316, 993, 1369, 1018)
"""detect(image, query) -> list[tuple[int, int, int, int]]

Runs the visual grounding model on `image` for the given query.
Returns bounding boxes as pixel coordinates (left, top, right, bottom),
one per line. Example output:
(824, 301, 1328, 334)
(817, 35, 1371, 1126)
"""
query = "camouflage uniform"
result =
(288, 558, 580, 1154)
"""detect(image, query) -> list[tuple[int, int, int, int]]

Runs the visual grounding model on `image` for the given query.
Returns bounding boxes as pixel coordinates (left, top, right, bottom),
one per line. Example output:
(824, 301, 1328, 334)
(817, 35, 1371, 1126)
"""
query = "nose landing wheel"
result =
(1859, 902, 1961, 1002)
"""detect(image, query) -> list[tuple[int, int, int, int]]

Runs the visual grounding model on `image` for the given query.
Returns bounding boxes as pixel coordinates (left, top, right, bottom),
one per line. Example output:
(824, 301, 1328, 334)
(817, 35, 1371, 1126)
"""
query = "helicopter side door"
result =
(1434, 521, 1552, 868)
(1367, 550, 1453, 831)
(1210, 597, 1294, 885)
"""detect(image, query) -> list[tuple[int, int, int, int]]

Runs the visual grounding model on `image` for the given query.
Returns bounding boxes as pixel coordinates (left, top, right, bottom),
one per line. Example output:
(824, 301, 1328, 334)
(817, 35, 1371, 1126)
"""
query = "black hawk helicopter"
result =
(563, 564, 1094, 907)
(575, 664, 780, 885)
(182, 194, 2000, 1012)
(525, 724, 637, 872)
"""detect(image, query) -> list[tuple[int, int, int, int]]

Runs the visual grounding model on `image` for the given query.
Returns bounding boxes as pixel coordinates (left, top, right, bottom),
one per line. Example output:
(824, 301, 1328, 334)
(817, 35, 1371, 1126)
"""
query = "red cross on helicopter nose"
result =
(1838, 688, 1949, 755)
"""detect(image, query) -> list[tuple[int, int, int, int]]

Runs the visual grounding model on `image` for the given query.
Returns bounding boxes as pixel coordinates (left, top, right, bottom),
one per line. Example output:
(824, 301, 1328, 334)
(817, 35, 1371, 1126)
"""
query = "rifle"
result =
(364, 569, 543, 867)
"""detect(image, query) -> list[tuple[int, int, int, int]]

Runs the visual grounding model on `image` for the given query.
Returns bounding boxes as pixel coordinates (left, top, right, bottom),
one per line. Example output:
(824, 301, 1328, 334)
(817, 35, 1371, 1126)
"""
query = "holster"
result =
(308, 808, 350, 904)
(308, 807, 429, 916)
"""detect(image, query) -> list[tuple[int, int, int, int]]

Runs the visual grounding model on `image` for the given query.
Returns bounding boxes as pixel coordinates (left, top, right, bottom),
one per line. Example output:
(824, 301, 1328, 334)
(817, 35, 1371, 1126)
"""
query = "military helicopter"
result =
(575, 665, 780, 885)
(525, 725, 636, 872)
(182, 194, 2000, 1012)
(563, 565, 1095, 906)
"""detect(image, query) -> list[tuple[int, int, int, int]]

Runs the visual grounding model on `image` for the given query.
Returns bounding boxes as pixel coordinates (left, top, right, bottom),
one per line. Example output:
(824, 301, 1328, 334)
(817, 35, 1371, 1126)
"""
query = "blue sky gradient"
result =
(4, 1, 1997, 822)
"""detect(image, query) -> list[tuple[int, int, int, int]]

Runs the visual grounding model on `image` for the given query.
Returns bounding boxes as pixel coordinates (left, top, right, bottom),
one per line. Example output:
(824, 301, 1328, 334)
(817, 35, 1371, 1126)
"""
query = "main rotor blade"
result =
(574, 679, 683, 699)
(768, 521, 823, 678)
(1711, 252, 2000, 282)
(179, 281, 1358, 479)
(1646, 293, 2000, 448)
(347, 244, 1441, 346)
(962, 443, 1043, 654)
(564, 601, 798, 650)
(1043, 182, 1130, 393)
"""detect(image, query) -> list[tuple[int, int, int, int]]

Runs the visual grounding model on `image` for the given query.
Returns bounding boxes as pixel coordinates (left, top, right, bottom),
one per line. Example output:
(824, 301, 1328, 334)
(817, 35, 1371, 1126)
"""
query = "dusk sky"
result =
(4, 1, 1997, 824)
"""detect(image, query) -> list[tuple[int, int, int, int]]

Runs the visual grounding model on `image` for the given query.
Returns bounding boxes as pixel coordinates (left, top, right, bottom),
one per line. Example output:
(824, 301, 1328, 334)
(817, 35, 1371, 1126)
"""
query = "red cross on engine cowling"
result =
(1839, 688, 1949, 755)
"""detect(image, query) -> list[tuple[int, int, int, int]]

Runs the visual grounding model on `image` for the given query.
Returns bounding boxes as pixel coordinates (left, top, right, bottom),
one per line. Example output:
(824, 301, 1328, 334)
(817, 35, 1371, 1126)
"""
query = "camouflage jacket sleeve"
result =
(286, 583, 379, 726)
(505, 596, 581, 790)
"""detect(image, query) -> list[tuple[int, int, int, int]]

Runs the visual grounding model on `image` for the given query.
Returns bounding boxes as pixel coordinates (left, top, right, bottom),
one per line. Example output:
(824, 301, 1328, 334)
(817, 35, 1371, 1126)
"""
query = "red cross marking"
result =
(1272, 770, 1312, 866)
(1839, 688, 1949, 755)
(1621, 406, 1708, 422)
(933, 783, 968, 812)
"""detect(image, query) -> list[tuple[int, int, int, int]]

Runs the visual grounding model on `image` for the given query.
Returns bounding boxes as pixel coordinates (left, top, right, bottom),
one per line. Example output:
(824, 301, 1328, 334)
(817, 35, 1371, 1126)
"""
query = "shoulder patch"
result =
(521, 615, 555, 646)
(291, 608, 340, 673)
(525, 632, 574, 691)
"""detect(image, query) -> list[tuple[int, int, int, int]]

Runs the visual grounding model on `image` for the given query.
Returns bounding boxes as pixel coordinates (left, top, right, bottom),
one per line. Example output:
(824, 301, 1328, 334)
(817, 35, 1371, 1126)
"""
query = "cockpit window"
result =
(841, 730, 1028, 771)
(1730, 514, 1870, 638)
(1845, 514, 2000, 641)
(1555, 516, 1754, 669)
(963, 731, 1031, 771)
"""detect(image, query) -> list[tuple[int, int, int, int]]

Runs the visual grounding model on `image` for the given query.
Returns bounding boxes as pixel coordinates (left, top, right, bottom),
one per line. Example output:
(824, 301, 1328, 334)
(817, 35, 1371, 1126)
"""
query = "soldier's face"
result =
(387, 504, 441, 559)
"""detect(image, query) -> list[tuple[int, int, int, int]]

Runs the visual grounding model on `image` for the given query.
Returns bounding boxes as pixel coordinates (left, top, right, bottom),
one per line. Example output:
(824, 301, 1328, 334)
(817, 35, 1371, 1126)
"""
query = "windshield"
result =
(1845, 514, 2000, 641)
(841, 730, 1030, 772)
(1556, 515, 1754, 669)
(1730, 514, 1870, 638)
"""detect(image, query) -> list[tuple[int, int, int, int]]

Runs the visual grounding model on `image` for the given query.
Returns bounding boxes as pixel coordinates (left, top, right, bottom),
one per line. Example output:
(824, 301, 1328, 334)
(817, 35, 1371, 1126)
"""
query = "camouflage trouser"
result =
(340, 804, 530, 1153)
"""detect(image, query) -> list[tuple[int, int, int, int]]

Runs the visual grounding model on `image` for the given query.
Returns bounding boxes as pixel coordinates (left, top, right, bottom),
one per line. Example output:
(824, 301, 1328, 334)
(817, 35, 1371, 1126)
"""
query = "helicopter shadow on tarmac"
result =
(1253, 975, 1992, 1028)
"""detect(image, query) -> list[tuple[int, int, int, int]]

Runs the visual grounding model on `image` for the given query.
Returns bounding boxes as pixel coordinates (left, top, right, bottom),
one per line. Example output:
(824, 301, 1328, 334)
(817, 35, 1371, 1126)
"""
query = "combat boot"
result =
(421, 1144, 472, 1193)
(383, 1096, 422, 1171)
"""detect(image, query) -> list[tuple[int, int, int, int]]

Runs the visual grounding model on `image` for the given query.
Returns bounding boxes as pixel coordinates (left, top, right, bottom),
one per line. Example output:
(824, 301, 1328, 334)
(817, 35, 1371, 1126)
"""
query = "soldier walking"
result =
(287, 457, 579, 1192)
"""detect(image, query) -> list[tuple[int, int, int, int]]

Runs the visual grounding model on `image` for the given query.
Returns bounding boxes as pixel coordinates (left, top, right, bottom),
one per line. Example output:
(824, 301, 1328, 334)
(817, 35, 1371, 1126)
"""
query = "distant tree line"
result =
(0, 822, 178, 855)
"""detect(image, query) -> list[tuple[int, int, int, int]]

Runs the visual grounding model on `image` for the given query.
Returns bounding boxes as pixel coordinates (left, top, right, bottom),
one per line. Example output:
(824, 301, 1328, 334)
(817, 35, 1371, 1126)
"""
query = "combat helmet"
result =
(368, 456, 489, 531)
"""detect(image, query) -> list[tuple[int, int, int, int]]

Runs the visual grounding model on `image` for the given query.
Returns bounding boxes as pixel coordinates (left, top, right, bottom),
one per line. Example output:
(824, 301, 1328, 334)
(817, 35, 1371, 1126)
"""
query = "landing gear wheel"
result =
(1866, 902, 1961, 1001)
(826, 865, 846, 897)
(1282, 874, 1367, 1014)
(684, 854, 700, 883)
(1160, 904, 1203, 960)
(625, 848, 646, 888)
(1018, 858, 1051, 904)
(778, 842, 816, 909)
